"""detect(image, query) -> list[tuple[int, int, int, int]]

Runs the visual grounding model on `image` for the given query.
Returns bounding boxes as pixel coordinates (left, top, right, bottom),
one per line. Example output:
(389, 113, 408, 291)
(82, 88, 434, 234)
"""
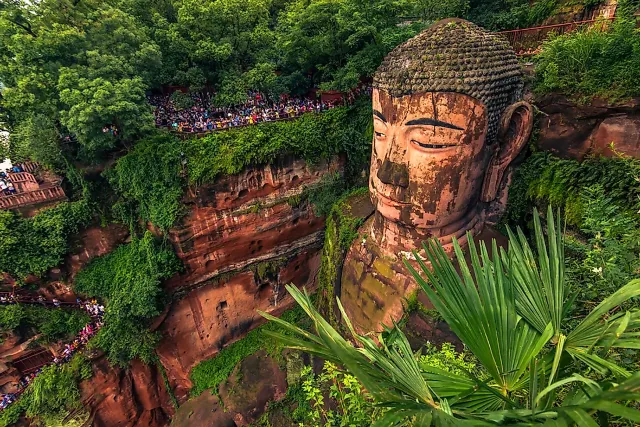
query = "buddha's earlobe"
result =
(481, 101, 534, 202)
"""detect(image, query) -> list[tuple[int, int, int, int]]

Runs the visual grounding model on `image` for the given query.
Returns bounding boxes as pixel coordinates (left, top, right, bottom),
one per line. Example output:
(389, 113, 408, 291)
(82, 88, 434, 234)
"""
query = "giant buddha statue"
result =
(340, 18, 534, 332)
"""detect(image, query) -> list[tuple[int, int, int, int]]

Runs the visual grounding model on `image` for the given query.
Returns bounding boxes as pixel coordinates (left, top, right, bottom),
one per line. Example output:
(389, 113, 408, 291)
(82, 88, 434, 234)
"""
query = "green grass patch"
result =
(189, 304, 310, 396)
(534, 18, 640, 102)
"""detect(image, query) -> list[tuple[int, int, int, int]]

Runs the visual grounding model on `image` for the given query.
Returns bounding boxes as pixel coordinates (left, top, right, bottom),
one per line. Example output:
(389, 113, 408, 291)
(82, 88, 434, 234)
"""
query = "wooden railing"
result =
(0, 186, 66, 210)
(20, 162, 40, 174)
(7, 173, 37, 184)
(497, 17, 615, 56)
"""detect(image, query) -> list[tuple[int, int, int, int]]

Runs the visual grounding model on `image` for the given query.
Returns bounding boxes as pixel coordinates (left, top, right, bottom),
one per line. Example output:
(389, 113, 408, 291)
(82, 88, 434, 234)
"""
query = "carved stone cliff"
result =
(72, 156, 343, 423)
(154, 156, 341, 400)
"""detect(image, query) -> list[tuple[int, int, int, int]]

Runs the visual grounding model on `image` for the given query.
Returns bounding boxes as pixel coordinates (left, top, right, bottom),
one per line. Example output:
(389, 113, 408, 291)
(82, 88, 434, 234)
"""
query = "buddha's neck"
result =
(368, 207, 485, 259)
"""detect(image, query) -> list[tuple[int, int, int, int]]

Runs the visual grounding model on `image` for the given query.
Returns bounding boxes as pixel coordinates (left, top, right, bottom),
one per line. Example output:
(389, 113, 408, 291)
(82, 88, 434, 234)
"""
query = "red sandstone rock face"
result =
(588, 116, 640, 158)
(80, 357, 175, 427)
(156, 247, 321, 402)
(66, 224, 130, 279)
(80, 157, 339, 426)
(167, 156, 340, 290)
(536, 94, 640, 160)
(154, 156, 336, 401)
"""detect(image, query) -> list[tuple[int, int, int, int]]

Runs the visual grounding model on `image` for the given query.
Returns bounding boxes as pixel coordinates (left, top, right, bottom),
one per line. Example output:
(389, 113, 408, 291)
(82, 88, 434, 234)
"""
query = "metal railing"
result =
(497, 17, 615, 55)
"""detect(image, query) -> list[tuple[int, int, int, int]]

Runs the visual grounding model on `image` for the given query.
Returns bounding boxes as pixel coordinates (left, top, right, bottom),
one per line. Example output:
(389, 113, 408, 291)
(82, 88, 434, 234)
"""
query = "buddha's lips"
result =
(375, 190, 411, 207)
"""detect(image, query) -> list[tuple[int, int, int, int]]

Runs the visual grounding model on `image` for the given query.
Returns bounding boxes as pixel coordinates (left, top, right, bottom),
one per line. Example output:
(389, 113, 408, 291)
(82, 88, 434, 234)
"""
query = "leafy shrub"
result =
(185, 100, 372, 186)
(108, 133, 185, 231)
(565, 185, 640, 314)
(74, 232, 181, 366)
(503, 151, 640, 229)
(9, 114, 64, 171)
(298, 362, 380, 426)
(418, 342, 478, 376)
(0, 305, 89, 343)
(0, 354, 92, 427)
(0, 200, 92, 279)
(24, 354, 92, 425)
(534, 19, 640, 101)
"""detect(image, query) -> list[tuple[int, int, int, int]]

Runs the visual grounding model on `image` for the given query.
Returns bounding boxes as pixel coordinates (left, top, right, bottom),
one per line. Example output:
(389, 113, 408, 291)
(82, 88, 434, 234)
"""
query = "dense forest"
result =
(1, 0, 625, 165)
(1, 0, 640, 425)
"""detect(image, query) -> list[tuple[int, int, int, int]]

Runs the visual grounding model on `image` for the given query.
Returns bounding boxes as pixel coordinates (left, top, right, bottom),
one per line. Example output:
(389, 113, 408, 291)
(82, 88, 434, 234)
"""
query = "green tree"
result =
(262, 208, 640, 425)
(108, 133, 185, 231)
(9, 114, 64, 170)
(74, 232, 181, 366)
(0, 0, 160, 160)
(243, 62, 286, 101)
(157, 0, 275, 97)
(411, 0, 470, 21)
(0, 201, 92, 279)
(275, 0, 423, 92)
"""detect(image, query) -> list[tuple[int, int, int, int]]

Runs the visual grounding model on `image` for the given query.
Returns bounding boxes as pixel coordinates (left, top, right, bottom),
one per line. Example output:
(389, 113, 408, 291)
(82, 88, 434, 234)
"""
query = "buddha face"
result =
(370, 89, 493, 229)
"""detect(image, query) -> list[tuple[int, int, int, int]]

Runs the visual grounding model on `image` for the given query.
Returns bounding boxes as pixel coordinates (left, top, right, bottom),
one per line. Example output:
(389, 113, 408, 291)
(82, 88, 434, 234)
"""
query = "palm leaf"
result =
(503, 206, 565, 338)
(261, 285, 441, 412)
(404, 236, 552, 393)
(566, 279, 640, 348)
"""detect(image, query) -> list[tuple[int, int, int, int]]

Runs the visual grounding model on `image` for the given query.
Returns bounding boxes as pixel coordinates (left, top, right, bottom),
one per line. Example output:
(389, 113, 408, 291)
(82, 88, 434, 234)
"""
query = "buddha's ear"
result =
(481, 101, 534, 202)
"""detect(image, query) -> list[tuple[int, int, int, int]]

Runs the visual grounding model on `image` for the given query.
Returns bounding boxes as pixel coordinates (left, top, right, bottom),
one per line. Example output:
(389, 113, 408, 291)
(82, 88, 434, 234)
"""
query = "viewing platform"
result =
(0, 162, 67, 212)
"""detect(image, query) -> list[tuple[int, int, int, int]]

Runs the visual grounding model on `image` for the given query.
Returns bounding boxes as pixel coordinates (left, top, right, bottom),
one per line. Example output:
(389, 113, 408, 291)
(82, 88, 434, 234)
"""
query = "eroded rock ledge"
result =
(76, 156, 343, 423)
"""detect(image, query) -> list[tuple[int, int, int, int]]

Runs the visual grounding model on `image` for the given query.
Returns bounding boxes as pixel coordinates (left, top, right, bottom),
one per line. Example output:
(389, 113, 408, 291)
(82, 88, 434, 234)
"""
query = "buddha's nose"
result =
(377, 159, 409, 188)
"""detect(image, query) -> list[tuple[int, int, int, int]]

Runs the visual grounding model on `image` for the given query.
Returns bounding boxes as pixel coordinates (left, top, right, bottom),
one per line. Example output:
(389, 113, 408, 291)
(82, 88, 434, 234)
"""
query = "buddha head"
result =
(370, 19, 533, 235)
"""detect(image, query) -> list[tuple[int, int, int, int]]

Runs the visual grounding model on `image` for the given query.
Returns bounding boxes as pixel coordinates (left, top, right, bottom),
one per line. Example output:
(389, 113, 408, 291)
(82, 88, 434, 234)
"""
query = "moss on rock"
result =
(315, 188, 373, 327)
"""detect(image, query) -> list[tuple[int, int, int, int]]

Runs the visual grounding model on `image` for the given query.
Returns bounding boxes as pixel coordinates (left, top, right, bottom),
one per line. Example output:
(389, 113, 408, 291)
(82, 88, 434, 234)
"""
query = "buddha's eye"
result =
(374, 131, 386, 138)
(411, 140, 455, 150)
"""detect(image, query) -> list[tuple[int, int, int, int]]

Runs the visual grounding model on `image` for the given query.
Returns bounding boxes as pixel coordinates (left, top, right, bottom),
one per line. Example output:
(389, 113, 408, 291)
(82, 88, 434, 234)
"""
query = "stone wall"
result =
(536, 94, 640, 160)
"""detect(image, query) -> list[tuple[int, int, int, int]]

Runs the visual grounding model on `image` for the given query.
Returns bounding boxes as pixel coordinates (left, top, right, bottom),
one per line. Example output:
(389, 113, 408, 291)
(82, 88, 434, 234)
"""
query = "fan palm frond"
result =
(404, 237, 553, 397)
(503, 206, 565, 339)
(258, 207, 640, 425)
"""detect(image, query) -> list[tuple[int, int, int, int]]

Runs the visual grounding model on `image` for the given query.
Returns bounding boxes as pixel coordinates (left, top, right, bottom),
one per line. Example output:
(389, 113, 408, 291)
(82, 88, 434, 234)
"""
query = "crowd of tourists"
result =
(0, 164, 25, 196)
(0, 297, 105, 411)
(149, 85, 372, 134)
(150, 91, 336, 133)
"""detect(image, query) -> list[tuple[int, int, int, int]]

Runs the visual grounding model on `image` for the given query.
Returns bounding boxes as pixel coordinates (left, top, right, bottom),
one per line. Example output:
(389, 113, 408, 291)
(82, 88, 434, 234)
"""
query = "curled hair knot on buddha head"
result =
(373, 18, 524, 144)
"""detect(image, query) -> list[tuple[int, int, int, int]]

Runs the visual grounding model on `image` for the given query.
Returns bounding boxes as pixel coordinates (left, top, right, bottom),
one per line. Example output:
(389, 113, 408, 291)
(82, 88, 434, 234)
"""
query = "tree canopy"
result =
(74, 232, 180, 366)
(0, 0, 571, 165)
